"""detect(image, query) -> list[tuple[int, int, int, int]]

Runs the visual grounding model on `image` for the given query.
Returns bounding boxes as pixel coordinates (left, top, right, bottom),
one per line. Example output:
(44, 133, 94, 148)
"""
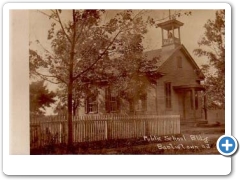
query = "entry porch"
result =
(173, 84, 207, 124)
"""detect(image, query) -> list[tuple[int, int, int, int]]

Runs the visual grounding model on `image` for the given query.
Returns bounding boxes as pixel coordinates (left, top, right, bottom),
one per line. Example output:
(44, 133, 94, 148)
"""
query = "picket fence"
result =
(30, 115, 180, 149)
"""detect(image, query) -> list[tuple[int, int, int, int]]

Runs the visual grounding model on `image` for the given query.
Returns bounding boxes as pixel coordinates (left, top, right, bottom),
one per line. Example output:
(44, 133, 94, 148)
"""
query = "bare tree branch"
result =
(33, 69, 68, 84)
(36, 40, 70, 67)
(36, 40, 57, 57)
(37, 10, 59, 23)
(55, 10, 72, 44)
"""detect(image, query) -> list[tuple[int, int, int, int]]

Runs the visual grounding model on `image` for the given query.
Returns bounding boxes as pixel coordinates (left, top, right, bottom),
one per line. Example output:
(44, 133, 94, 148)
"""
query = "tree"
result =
(109, 55, 161, 113)
(194, 10, 225, 109)
(29, 49, 47, 79)
(30, 80, 56, 116)
(31, 9, 152, 150)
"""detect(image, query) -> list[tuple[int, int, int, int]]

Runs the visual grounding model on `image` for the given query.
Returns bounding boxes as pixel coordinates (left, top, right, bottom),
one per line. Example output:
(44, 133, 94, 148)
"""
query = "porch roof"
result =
(173, 84, 205, 91)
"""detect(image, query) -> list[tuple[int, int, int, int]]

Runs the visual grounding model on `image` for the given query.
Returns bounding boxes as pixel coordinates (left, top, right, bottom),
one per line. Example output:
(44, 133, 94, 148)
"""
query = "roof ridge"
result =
(144, 48, 162, 54)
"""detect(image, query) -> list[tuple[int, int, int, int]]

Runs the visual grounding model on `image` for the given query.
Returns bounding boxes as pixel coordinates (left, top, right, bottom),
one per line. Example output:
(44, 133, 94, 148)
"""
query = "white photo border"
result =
(3, 2, 231, 175)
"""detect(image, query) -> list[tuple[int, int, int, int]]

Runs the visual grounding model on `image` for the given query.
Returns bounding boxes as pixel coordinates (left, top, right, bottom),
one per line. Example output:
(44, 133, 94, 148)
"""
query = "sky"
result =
(29, 9, 218, 115)
(29, 9, 217, 66)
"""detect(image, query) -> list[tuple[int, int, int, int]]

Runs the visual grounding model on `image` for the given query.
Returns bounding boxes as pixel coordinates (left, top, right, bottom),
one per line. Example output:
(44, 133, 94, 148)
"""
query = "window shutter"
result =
(105, 87, 110, 113)
(165, 82, 172, 108)
(96, 101, 98, 114)
(116, 95, 120, 112)
(169, 83, 171, 108)
(129, 100, 134, 113)
(165, 83, 168, 108)
(143, 94, 147, 111)
(85, 98, 89, 114)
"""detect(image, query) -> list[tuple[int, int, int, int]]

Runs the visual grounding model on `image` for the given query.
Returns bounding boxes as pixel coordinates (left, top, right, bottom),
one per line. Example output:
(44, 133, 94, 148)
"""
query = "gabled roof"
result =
(144, 45, 182, 67)
(144, 44, 205, 79)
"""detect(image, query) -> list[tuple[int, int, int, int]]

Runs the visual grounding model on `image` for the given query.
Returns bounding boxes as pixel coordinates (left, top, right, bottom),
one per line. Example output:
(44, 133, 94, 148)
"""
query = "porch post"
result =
(178, 27, 181, 43)
(192, 88, 196, 121)
(204, 92, 208, 120)
(172, 25, 174, 38)
(155, 81, 159, 115)
(161, 28, 164, 46)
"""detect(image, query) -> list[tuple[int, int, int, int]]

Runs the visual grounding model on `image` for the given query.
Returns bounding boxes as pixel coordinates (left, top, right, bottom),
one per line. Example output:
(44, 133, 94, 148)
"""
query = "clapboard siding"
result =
(156, 50, 203, 119)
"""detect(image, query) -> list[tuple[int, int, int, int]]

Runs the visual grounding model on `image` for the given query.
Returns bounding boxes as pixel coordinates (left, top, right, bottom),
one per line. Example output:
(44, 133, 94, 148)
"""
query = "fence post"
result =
(145, 119, 149, 136)
(30, 114, 181, 150)
(107, 120, 112, 140)
(104, 120, 108, 140)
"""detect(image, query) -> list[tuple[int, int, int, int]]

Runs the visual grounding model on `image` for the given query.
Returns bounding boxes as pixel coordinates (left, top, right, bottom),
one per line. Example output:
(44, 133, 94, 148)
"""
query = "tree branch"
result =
(34, 73, 60, 84)
(74, 27, 107, 67)
(75, 18, 87, 42)
(73, 10, 145, 72)
(55, 10, 72, 44)
(37, 10, 59, 23)
(33, 70, 67, 84)
(36, 40, 56, 57)
(36, 40, 70, 67)
(73, 30, 122, 81)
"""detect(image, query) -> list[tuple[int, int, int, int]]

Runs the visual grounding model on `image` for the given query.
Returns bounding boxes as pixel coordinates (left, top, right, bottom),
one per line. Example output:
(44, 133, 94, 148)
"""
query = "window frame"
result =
(85, 95, 98, 114)
(177, 56, 183, 68)
(105, 87, 119, 113)
(135, 94, 147, 112)
(165, 82, 172, 109)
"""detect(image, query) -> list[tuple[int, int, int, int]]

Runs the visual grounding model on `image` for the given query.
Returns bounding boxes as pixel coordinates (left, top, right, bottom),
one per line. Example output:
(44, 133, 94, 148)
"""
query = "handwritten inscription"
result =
(143, 135, 186, 142)
(143, 134, 211, 151)
(157, 143, 211, 150)
(157, 143, 200, 150)
(189, 135, 209, 143)
(144, 134, 208, 143)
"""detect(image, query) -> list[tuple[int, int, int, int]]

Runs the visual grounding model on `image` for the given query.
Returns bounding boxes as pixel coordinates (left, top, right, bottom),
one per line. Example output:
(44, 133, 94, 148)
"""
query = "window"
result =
(105, 87, 119, 113)
(177, 56, 182, 68)
(85, 95, 98, 114)
(136, 94, 147, 112)
(165, 82, 171, 108)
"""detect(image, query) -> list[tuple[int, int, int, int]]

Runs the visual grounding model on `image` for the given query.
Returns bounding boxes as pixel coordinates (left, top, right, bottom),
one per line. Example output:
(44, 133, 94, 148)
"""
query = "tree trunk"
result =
(67, 9, 76, 153)
(67, 81, 73, 151)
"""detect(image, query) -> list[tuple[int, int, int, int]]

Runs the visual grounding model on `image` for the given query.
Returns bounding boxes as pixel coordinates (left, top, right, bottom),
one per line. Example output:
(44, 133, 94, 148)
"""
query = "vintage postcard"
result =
(28, 8, 225, 155)
(4, 2, 231, 175)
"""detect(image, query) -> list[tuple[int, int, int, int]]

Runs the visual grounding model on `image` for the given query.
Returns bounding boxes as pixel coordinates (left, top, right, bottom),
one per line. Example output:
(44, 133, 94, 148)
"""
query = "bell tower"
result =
(157, 16, 184, 51)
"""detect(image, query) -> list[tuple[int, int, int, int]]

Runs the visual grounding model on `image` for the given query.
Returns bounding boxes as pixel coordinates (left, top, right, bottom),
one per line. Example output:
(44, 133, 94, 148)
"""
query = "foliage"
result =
(30, 80, 56, 115)
(194, 10, 225, 109)
(110, 56, 161, 106)
(31, 9, 156, 147)
(29, 49, 48, 79)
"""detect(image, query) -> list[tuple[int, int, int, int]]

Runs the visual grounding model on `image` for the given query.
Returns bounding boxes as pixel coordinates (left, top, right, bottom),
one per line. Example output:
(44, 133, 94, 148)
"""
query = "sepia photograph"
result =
(28, 9, 225, 155)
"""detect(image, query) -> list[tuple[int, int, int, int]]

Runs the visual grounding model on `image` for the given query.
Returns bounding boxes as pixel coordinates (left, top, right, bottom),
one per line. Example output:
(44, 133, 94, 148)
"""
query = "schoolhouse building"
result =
(78, 18, 207, 123)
